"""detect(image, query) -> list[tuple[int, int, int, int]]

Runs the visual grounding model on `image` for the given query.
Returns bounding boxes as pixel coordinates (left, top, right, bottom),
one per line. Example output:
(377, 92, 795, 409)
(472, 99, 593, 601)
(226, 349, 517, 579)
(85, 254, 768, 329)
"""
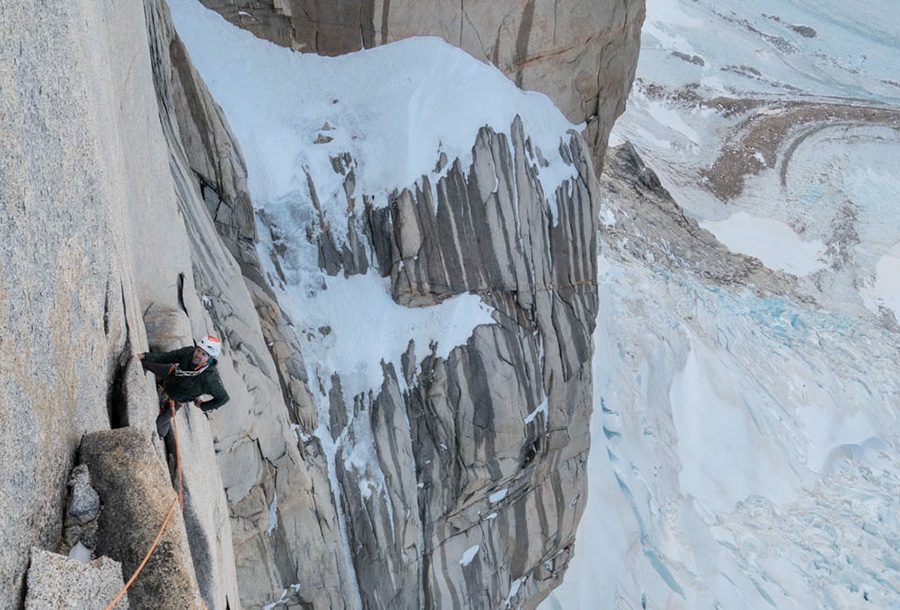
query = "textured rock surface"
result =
(79, 428, 204, 610)
(0, 0, 172, 604)
(0, 0, 242, 606)
(24, 548, 127, 610)
(145, 1, 354, 607)
(65, 466, 101, 526)
(197, 0, 645, 171)
(61, 465, 102, 555)
(1, 0, 639, 607)
(258, 115, 601, 608)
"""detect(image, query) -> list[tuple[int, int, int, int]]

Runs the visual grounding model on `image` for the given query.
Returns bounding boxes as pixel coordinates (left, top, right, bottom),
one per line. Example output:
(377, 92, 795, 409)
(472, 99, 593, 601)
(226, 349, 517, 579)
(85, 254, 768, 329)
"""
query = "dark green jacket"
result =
(142, 346, 230, 411)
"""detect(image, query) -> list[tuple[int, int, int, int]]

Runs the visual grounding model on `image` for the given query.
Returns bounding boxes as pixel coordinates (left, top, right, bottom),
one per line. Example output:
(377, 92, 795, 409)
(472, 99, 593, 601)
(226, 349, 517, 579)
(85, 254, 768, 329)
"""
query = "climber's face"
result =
(192, 346, 211, 367)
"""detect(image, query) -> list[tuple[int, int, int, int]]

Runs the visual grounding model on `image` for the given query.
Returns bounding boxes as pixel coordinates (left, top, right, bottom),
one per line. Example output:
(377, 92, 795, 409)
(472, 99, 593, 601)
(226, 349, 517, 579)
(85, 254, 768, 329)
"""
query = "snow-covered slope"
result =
(611, 0, 900, 322)
(546, 1, 900, 608)
(169, 0, 578, 401)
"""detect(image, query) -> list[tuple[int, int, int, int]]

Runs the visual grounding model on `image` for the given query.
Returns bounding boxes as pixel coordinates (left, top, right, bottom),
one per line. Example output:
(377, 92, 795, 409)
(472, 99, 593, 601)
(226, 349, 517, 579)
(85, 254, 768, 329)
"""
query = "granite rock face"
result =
(0, 0, 178, 604)
(1, 0, 638, 607)
(80, 428, 205, 610)
(24, 548, 127, 610)
(197, 0, 645, 171)
(257, 116, 601, 608)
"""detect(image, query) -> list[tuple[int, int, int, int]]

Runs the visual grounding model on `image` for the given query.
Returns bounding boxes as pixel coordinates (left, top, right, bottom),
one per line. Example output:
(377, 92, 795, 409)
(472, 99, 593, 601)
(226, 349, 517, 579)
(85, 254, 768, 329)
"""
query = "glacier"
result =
(547, 0, 900, 608)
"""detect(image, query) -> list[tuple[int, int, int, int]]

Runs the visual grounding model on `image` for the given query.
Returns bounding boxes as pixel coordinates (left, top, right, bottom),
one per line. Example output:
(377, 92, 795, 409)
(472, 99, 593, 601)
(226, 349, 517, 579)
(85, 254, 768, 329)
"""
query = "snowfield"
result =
(548, 0, 900, 608)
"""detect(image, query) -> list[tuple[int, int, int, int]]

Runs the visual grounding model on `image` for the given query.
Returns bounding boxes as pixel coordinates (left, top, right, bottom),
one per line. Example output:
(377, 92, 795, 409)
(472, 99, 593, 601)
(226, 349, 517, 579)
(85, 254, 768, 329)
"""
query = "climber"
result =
(137, 334, 230, 437)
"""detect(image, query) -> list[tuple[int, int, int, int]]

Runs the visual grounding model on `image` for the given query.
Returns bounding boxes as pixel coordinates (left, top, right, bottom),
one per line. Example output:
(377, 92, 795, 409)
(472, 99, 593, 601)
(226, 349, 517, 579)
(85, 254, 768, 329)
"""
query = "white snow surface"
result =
(168, 0, 578, 210)
(505, 576, 526, 608)
(546, 0, 900, 608)
(278, 271, 494, 400)
(544, 254, 900, 609)
(868, 243, 900, 317)
(488, 488, 509, 504)
(700, 212, 827, 276)
(67, 541, 91, 563)
(267, 490, 278, 535)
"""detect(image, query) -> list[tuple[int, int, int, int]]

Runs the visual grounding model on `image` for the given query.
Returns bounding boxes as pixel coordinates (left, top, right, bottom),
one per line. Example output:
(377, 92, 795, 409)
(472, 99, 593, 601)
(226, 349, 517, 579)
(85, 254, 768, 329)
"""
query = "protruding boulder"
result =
(61, 465, 102, 556)
(25, 548, 127, 610)
(143, 303, 193, 352)
(66, 465, 100, 526)
(79, 428, 205, 610)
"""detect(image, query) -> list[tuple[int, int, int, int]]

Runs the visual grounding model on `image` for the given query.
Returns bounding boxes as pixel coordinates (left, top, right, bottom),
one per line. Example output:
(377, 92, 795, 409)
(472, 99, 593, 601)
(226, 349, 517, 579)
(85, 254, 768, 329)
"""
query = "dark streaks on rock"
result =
(289, 114, 601, 607)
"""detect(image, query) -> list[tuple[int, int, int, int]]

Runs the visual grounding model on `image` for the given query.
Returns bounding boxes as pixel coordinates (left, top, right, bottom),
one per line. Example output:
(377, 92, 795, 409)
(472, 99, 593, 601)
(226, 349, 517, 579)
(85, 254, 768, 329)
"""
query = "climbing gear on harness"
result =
(172, 361, 211, 377)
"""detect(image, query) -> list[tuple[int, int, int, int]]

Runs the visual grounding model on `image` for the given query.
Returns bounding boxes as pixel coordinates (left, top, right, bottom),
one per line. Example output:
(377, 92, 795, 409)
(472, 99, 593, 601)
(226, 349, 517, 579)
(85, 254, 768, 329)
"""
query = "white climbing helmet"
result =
(197, 334, 222, 358)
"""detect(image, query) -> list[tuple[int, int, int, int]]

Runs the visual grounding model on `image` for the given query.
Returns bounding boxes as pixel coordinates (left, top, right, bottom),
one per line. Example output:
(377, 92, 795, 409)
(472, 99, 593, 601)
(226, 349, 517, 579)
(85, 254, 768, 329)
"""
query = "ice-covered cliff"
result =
(166, 1, 610, 606)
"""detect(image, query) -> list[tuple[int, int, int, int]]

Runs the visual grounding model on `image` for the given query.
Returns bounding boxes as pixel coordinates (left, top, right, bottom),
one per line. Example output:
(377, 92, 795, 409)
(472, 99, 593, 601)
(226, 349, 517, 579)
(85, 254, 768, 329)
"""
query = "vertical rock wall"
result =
(144, 1, 356, 607)
(281, 118, 600, 608)
(0, 0, 178, 605)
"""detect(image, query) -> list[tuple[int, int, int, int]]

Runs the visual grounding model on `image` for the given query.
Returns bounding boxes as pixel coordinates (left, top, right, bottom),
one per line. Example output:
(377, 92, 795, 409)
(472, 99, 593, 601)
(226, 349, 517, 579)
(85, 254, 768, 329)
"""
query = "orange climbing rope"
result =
(103, 400, 184, 610)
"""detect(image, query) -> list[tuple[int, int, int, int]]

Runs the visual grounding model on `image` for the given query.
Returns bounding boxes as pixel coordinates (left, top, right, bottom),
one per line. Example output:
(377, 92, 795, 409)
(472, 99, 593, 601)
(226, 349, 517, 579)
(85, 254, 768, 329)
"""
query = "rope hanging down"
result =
(104, 400, 186, 610)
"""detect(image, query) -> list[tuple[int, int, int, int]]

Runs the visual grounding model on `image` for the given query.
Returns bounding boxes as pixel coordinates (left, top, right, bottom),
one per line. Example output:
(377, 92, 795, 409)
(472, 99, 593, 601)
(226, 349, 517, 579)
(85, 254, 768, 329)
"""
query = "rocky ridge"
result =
(255, 115, 601, 607)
